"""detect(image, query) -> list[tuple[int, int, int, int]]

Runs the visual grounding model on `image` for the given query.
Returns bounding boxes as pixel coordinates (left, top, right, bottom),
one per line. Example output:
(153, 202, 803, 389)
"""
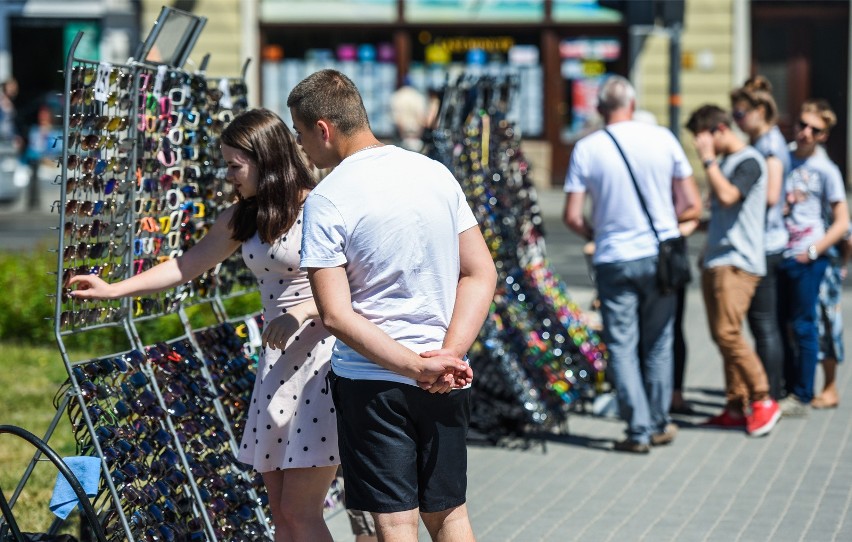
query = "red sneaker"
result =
(746, 399, 780, 437)
(702, 410, 746, 429)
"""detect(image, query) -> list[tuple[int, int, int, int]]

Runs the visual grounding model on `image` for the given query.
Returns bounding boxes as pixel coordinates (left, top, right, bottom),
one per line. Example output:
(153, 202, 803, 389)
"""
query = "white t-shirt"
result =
(301, 145, 479, 385)
(564, 121, 693, 264)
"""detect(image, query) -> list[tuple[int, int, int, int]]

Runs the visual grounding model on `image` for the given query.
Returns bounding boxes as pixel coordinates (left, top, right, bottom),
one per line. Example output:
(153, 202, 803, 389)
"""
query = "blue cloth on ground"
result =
(49, 456, 101, 519)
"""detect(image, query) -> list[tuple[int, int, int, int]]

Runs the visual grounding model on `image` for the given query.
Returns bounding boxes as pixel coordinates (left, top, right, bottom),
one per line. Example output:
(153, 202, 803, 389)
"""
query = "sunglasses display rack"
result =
(0, 28, 296, 541)
(427, 74, 608, 441)
(56, 59, 252, 330)
(47, 315, 275, 542)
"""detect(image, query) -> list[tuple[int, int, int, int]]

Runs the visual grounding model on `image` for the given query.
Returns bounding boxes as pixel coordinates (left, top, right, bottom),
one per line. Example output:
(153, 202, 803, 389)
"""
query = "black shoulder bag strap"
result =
(603, 128, 661, 242)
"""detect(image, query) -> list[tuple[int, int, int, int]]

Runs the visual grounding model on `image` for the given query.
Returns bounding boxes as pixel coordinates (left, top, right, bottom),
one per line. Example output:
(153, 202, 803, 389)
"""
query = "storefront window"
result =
(559, 36, 621, 142)
(408, 31, 543, 137)
(262, 40, 398, 137)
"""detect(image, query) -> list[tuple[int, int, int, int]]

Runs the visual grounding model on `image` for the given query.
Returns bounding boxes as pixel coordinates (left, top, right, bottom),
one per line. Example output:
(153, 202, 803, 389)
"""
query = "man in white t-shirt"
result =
(563, 75, 700, 453)
(288, 69, 496, 542)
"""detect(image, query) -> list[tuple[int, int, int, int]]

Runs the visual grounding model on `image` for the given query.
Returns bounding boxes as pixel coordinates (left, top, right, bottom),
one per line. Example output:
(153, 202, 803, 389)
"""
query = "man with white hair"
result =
(563, 75, 700, 453)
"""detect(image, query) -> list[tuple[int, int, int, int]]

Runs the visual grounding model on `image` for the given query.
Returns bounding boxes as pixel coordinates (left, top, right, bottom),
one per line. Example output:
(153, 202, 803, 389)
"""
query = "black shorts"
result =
(329, 371, 471, 514)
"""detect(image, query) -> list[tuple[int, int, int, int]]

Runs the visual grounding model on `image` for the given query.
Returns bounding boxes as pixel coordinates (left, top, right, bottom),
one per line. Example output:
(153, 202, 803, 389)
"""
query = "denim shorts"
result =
(817, 264, 845, 363)
(329, 371, 471, 513)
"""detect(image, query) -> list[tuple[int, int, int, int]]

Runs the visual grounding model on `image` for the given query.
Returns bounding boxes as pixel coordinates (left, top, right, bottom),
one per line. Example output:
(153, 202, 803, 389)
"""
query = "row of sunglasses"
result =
(61, 320, 271, 541)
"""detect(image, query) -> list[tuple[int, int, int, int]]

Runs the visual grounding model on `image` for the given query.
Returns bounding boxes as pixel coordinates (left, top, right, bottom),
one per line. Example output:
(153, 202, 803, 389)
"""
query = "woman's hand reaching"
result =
(68, 274, 119, 300)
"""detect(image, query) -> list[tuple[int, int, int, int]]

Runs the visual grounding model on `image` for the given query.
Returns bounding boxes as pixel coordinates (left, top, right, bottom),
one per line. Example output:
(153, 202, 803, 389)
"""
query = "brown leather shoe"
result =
(613, 439, 650, 454)
(651, 423, 678, 446)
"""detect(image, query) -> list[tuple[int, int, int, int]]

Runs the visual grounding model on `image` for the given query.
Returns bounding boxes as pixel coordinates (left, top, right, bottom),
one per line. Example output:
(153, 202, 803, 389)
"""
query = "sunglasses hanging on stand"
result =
(425, 73, 609, 443)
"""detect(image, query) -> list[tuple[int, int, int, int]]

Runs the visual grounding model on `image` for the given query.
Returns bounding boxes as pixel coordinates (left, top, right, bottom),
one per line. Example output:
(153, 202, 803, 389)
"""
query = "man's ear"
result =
(317, 119, 331, 142)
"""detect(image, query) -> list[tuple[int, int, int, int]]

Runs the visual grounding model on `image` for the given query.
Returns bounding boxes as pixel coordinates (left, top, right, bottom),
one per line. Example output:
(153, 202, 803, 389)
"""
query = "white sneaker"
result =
(779, 396, 809, 418)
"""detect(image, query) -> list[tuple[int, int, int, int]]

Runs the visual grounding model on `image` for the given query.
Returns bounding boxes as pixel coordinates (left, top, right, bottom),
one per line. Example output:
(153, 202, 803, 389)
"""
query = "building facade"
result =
(2, 1, 846, 186)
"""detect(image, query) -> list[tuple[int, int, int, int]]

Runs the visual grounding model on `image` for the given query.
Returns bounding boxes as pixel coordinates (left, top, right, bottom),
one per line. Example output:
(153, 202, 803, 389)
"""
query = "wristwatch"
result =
(702, 158, 716, 169)
(807, 245, 818, 261)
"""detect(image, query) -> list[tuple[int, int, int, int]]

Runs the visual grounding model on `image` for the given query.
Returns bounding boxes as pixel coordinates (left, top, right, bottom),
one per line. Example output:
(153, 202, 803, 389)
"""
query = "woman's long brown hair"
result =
(221, 108, 317, 243)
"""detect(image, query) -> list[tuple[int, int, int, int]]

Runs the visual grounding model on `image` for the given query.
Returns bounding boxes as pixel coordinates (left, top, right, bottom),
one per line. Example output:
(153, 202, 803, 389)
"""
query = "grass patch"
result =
(0, 342, 86, 535)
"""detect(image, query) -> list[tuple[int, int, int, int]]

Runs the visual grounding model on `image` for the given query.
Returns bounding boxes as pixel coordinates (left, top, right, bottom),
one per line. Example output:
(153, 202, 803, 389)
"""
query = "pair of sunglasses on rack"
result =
(68, 114, 129, 132)
(53, 198, 130, 217)
(61, 239, 128, 262)
(59, 306, 126, 328)
(70, 65, 130, 88)
(62, 171, 132, 198)
(62, 219, 130, 241)
(67, 132, 132, 153)
(70, 86, 133, 109)
(62, 154, 130, 174)
(61, 262, 129, 286)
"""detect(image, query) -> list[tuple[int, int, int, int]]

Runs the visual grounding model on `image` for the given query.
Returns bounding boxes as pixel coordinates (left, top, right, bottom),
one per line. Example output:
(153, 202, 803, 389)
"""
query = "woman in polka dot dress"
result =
(69, 109, 340, 541)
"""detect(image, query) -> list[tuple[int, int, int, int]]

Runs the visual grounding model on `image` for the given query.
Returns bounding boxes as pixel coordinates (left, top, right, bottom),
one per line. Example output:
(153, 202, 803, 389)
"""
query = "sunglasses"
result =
(61, 263, 128, 286)
(133, 297, 162, 317)
(62, 336, 272, 538)
(64, 174, 128, 195)
(797, 119, 825, 136)
(70, 87, 95, 107)
(63, 240, 119, 261)
(62, 219, 129, 241)
(68, 114, 129, 132)
(71, 65, 96, 86)
(732, 108, 749, 121)
(69, 133, 122, 152)
(54, 199, 107, 217)
(66, 305, 129, 327)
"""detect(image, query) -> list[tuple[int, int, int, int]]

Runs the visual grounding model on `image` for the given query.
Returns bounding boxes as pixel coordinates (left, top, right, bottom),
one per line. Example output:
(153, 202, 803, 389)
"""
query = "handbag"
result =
(604, 129, 691, 295)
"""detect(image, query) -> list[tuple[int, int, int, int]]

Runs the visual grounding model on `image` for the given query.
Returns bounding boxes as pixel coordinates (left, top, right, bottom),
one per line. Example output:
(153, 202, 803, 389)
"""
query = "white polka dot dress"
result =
(236, 211, 339, 472)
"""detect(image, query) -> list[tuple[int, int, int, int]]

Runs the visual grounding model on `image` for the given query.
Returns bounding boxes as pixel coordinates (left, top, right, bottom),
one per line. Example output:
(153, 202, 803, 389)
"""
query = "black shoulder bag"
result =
(604, 129, 691, 295)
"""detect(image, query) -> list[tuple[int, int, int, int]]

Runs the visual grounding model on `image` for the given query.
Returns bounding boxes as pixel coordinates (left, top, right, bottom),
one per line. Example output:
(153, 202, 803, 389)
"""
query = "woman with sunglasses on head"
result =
(69, 108, 342, 542)
(776, 99, 849, 418)
(729, 75, 789, 402)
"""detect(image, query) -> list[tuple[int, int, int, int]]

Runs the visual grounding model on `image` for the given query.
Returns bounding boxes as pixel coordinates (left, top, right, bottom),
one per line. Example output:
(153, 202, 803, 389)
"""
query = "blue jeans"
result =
(778, 256, 829, 403)
(596, 256, 675, 444)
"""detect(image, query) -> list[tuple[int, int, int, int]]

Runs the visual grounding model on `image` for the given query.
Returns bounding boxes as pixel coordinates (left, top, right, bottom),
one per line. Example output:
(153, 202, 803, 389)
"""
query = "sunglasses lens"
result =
(798, 120, 823, 135)
(104, 178, 117, 195)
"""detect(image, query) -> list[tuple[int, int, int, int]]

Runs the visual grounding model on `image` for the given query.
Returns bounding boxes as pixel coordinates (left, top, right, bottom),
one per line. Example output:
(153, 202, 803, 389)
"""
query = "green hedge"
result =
(0, 248, 261, 350)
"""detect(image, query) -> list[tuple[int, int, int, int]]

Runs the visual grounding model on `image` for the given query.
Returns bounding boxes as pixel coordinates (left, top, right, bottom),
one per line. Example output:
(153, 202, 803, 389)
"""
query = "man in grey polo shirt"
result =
(686, 104, 780, 438)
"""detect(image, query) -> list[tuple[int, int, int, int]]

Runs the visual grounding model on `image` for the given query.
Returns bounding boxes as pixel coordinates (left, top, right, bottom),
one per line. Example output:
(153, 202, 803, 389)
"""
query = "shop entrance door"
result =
(752, 1, 849, 178)
(10, 18, 66, 127)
